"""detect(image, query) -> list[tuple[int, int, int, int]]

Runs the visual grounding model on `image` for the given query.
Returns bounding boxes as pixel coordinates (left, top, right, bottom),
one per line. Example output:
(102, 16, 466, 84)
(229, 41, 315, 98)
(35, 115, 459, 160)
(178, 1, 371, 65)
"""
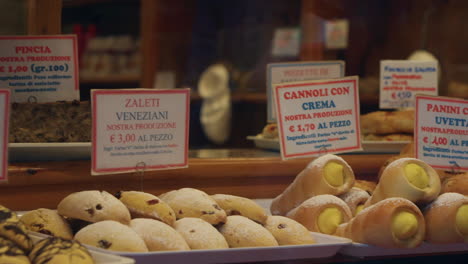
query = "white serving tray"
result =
(339, 241, 468, 258)
(87, 232, 351, 264)
(29, 232, 135, 264)
(247, 135, 410, 154)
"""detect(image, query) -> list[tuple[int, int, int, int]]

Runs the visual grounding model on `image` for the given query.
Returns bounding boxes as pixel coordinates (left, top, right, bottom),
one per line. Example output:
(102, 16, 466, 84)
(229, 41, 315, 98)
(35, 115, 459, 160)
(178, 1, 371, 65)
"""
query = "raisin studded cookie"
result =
(264, 215, 315, 245)
(57, 190, 131, 224)
(211, 194, 268, 224)
(20, 209, 73, 239)
(174, 218, 228, 250)
(218, 215, 278, 248)
(160, 188, 227, 225)
(130, 218, 190, 251)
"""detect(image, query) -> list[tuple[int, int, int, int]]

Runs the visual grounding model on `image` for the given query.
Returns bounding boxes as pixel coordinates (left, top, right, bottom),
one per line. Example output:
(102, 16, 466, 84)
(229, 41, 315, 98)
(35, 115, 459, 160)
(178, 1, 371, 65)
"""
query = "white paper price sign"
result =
(0, 35, 79, 103)
(0, 89, 10, 182)
(415, 95, 468, 172)
(380, 60, 438, 109)
(267, 61, 345, 122)
(274, 76, 362, 160)
(91, 89, 190, 175)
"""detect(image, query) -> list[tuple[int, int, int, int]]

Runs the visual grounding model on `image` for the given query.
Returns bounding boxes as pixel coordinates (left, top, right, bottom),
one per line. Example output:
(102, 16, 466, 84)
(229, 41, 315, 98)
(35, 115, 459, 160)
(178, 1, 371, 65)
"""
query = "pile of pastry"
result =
(270, 154, 468, 248)
(360, 109, 414, 141)
(0, 205, 95, 264)
(12, 189, 318, 254)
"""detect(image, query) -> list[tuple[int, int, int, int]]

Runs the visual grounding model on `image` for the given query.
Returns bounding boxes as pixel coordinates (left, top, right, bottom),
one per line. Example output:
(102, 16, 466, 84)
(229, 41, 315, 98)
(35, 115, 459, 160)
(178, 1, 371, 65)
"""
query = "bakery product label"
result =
(380, 60, 438, 109)
(91, 89, 190, 175)
(415, 95, 468, 172)
(267, 61, 345, 122)
(274, 76, 362, 160)
(0, 89, 9, 182)
(0, 35, 79, 103)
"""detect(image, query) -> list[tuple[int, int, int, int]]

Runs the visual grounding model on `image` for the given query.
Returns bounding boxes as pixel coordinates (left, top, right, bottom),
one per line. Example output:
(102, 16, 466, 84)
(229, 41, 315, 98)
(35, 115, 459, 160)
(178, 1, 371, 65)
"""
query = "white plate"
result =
(340, 241, 468, 258)
(87, 232, 351, 264)
(247, 135, 410, 154)
(9, 142, 92, 162)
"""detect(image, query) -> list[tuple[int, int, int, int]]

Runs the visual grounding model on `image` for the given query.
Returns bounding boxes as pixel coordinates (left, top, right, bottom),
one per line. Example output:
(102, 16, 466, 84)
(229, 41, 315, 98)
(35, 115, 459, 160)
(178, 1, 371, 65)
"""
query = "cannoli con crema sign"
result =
(415, 95, 468, 171)
(274, 76, 362, 160)
(91, 89, 190, 175)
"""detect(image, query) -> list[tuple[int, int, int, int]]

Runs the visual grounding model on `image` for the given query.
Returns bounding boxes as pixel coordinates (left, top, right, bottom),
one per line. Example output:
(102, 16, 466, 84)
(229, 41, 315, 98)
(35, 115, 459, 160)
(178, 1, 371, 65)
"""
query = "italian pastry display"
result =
(0, 205, 95, 264)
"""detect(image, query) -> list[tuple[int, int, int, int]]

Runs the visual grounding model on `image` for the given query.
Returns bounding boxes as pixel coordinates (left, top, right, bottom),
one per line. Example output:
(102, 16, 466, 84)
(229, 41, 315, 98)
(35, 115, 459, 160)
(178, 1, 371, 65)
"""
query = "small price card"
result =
(91, 89, 190, 175)
(271, 27, 301, 57)
(0, 89, 10, 182)
(274, 76, 361, 160)
(267, 61, 345, 122)
(0, 35, 79, 102)
(415, 95, 468, 172)
(380, 60, 438, 109)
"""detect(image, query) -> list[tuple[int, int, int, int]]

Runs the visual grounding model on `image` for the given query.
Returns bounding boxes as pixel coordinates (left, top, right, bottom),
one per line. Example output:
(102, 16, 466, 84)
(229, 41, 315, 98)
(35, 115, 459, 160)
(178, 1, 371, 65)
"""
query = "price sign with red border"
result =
(0, 89, 10, 182)
(274, 76, 362, 160)
(0, 35, 79, 102)
(91, 89, 190, 175)
(415, 95, 468, 171)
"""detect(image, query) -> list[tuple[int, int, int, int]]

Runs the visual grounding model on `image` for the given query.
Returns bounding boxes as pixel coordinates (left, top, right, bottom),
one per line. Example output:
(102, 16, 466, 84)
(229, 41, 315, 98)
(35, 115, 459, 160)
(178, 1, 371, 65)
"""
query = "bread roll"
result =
(57, 190, 131, 224)
(174, 218, 228, 250)
(117, 191, 176, 226)
(271, 154, 355, 215)
(211, 194, 268, 224)
(74, 220, 148, 252)
(130, 218, 190, 251)
(440, 173, 468, 196)
(160, 188, 226, 225)
(339, 188, 370, 216)
(20, 208, 73, 239)
(264, 216, 315, 245)
(336, 198, 425, 248)
(286, 194, 352, 235)
(424, 192, 468, 243)
(218, 215, 278, 248)
(366, 158, 441, 207)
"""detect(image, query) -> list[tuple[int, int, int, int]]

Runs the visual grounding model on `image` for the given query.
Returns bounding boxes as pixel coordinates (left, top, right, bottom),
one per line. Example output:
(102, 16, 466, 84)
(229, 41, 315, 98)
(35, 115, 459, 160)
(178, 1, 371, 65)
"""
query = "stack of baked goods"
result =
(270, 153, 468, 248)
(0, 205, 95, 264)
(15, 188, 317, 255)
(360, 109, 414, 142)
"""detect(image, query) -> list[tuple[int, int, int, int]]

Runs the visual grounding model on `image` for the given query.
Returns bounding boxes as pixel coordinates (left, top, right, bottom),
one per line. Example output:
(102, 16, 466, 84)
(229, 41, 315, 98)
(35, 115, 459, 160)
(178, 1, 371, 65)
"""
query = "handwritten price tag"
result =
(267, 61, 345, 122)
(0, 90, 10, 182)
(415, 95, 468, 171)
(0, 35, 79, 102)
(274, 76, 362, 160)
(91, 89, 190, 175)
(380, 60, 438, 109)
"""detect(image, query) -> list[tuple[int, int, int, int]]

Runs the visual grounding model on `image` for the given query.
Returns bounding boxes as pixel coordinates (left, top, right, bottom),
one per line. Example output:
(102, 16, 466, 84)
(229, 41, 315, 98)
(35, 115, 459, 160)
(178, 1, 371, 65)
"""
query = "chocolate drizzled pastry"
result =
(0, 205, 33, 252)
(29, 237, 94, 264)
(0, 236, 30, 264)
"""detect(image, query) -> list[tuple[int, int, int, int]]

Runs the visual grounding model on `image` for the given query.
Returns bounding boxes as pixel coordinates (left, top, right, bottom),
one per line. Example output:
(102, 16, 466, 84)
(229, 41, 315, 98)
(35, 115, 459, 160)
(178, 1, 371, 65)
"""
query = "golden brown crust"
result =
(440, 173, 468, 196)
(353, 180, 377, 195)
(361, 109, 414, 135)
(264, 216, 315, 245)
(218, 215, 278, 248)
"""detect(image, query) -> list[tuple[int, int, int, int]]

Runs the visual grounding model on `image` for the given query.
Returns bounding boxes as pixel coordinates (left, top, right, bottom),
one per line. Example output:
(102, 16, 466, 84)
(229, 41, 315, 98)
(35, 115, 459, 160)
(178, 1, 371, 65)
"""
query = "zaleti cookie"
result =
(211, 194, 268, 224)
(174, 218, 228, 250)
(57, 190, 131, 224)
(29, 237, 94, 264)
(218, 215, 278, 248)
(264, 216, 315, 245)
(20, 209, 73, 239)
(74, 220, 148, 252)
(0, 236, 30, 264)
(130, 218, 190, 251)
(0, 205, 33, 252)
(116, 191, 176, 226)
(160, 188, 227, 225)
